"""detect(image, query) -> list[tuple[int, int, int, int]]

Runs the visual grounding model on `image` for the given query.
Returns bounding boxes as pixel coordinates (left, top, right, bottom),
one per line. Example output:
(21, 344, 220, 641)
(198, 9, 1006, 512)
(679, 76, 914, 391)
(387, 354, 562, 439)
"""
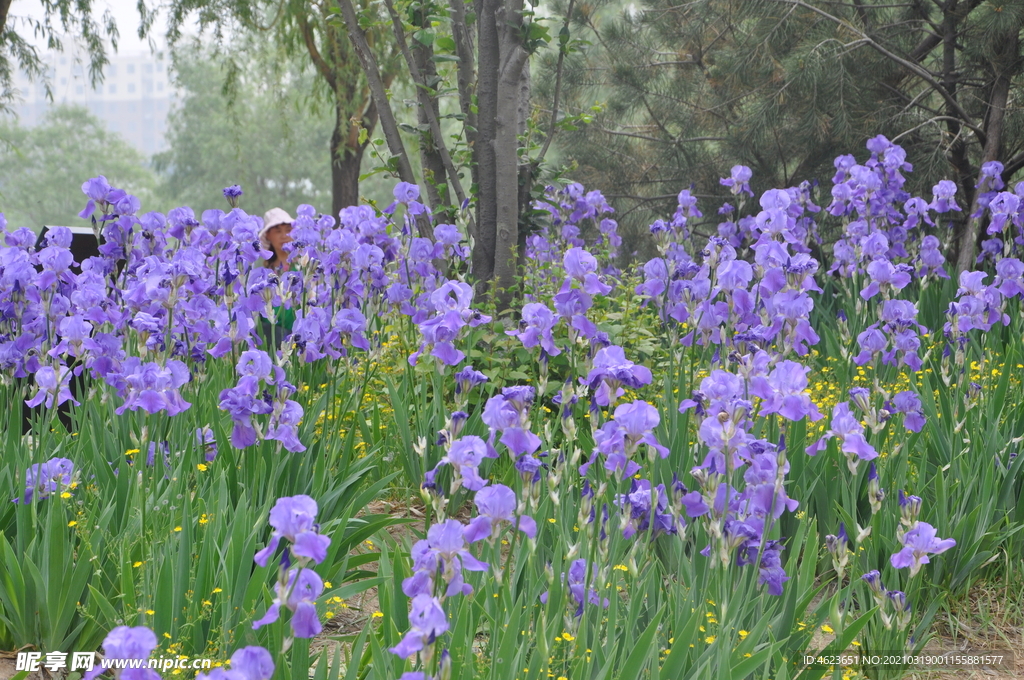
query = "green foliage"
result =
(538, 0, 1024, 254)
(0, 0, 121, 115)
(0, 105, 157, 231)
(153, 40, 335, 218)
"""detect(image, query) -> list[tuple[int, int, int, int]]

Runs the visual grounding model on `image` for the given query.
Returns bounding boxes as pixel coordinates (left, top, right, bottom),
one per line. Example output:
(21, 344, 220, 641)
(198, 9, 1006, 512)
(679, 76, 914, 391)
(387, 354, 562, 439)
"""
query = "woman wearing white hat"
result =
(260, 207, 295, 271)
(259, 207, 297, 346)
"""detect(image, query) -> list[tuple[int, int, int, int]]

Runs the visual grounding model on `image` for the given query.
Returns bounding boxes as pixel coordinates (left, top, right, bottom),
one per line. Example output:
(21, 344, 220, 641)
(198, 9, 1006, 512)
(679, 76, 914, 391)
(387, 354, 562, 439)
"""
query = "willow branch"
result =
(382, 0, 475, 233)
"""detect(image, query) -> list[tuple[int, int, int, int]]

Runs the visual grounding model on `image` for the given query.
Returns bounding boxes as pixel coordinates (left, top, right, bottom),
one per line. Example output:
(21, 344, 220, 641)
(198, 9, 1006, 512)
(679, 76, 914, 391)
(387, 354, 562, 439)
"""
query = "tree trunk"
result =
(332, 145, 363, 217)
(956, 33, 1018, 274)
(473, 0, 500, 293)
(0, 0, 12, 33)
(330, 98, 368, 216)
(492, 1, 529, 312)
(939, 0, 974, 260)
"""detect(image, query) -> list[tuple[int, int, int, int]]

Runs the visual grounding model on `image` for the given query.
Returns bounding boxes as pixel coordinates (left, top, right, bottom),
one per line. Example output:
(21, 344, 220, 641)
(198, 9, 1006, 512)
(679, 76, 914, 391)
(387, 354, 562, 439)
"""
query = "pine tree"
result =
(544, 0, 1024, 268)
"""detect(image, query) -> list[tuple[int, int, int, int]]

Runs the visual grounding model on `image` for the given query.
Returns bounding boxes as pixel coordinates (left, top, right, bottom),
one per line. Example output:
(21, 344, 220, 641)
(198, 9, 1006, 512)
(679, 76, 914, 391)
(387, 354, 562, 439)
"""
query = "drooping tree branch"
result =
(338, 0, 431, 236)
(337, 1, 412, 181)
(534, 0, 575, 167)
(297, 10, 337, 90)
(382, 0, 475, 233)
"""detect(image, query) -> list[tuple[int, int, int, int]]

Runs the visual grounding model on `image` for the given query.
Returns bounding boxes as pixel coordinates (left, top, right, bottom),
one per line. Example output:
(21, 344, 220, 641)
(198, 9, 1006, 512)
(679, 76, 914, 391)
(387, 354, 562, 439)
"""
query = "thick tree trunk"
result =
(492, 2, 529, 312)
(330, 99, 368, 216)
(473, 0, 500, 292)
(331, 146, 363, 217)
(0, 0, 12, 34)
(956, 34, 1018, 274)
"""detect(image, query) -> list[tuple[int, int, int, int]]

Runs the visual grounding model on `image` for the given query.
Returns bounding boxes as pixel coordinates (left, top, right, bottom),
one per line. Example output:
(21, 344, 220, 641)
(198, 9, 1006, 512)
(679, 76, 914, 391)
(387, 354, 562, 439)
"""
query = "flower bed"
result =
(1, 136, 1022, 680)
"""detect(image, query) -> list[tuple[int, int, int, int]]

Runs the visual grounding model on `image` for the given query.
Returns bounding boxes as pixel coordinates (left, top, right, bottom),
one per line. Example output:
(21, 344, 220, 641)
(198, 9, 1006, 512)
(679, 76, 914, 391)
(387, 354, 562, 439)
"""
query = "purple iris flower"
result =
(13, 457, 74, 504)
(83, 626, 160, 680)
(986, 191, 1019, 234)
(48, 315, 93, 358)
(464, 484, 537, 542)
(422, 519, 489, 597)
(720, 165, 754, 197)
(332, 309, 371, 351)
(861, 569, 885, 598)
(454, 365, 489, 395)
(218, 379, 274, 449)
(390, 182, 427, 216)
(917, 235, 948, 278)
(502, 386, 535, 414)
(898, 490, 923, 527)
(115, 359, 192, 417)
(563, 247, 598, 280)
(617, 479, 676, 539)
(930, 180, 960, 213)
(196, 426, 219, 462)
(252, 567, 325, 638)
(499, 426, 542, 457)
(389, 594, 449, 659)
(254, 495, 331, 567)
(749, 541, 788, 595)
(553, 284, 598, 341)
(754, 360, 822, 422)
(542, 559, 610, 617)
(715, 258, 753, 292)
(890, 522, 956, 577)
(515, 454, 545, 488)
(994, 257, 1024, 298)
(197, 649, 273, 680)
(891, 391, 926, 432)
(567, 559, 610, 616)
(78, 175, 114, 219)
(482, 393, 520, 432)
(860, 259, 912, 299)
(223, 185, 244, 209)
(613, 400, 669, 458)
(585, 345, 653, 407)
(435, 436, 489, 491)
(434, 224, 469, 259)
(903, 197, 933, 229)
(265, 399, 306, 453)
(806, 402, 877, 471)
(507, 303, 561, 356)
(24, 366, 79, 409)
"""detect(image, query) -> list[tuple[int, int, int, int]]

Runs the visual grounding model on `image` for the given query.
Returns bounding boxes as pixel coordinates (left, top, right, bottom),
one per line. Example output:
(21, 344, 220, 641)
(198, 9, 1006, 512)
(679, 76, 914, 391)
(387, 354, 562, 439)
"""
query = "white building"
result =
(12, 47, 177, 155)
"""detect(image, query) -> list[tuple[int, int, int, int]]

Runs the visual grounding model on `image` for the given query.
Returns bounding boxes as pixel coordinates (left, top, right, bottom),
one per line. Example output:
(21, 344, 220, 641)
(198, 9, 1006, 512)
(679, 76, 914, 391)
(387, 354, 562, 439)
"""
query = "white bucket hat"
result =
(260, 207, 294, 251)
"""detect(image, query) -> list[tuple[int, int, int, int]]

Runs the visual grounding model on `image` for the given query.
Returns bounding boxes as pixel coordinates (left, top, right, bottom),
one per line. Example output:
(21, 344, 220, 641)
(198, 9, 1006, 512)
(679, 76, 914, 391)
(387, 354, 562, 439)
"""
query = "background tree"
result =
(0, 104, 157, 230)
(153, 40, 336, 217)
(1, 0, 127, 114)
(543, 0, 1024, 269)
(162, 0, 404, 218)
(340, 0, 566, 308)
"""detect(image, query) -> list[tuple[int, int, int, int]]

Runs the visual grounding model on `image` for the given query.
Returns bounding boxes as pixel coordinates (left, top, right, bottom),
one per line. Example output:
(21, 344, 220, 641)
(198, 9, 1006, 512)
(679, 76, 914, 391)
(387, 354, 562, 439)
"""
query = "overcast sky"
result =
(10, 0, 188, 54)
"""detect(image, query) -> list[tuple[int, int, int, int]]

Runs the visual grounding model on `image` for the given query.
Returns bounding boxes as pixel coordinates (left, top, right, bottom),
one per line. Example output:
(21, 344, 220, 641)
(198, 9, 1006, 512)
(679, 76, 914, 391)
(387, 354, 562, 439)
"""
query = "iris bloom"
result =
(890, 522, 955, 577)
(252, 567, 324, 638)
(254, 495, 331, 567)
(389, 594, 449, 660)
